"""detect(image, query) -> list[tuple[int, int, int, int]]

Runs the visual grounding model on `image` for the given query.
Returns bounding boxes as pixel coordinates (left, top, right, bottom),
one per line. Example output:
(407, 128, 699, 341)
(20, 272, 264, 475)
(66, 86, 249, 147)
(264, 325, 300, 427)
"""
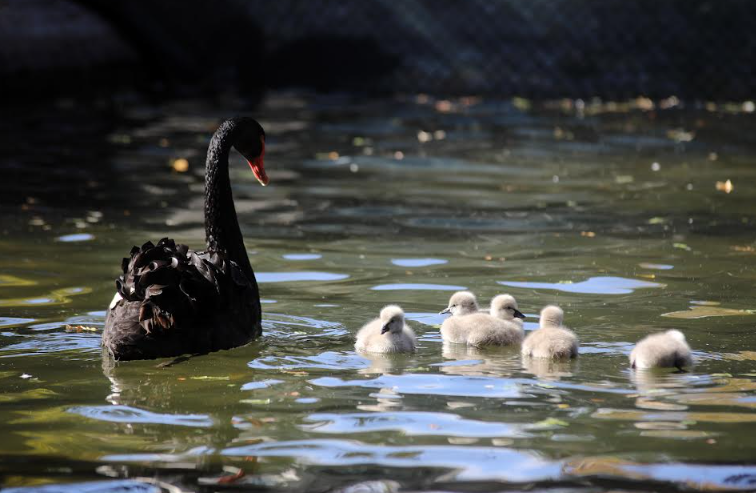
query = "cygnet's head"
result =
(440, 291, 479, 316)
(379, 305, 405, 334)
(490, 294, 525, 320)
(539, 305, 564, 328)
(666, 329, 686, 342)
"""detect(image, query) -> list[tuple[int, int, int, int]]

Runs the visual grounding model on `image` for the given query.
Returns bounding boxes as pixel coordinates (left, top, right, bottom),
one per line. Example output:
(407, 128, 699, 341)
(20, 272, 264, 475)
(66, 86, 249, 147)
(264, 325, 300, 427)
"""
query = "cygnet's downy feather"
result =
(630, 329, 692, 369)
(440, 292, 525, 347)
(355, 305, 416, 353)
(521, 305, 578, 359)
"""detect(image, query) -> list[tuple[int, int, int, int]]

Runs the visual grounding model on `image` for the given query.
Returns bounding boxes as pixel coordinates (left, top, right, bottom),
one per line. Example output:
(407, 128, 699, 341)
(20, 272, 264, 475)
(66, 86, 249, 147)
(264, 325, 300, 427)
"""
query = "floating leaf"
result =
(673, 243, 692, 251)
(240, 399, 271, 405)
(715, 179, 734, 193)
(662, 306, 754, 319)
(529, 418, 569, 429)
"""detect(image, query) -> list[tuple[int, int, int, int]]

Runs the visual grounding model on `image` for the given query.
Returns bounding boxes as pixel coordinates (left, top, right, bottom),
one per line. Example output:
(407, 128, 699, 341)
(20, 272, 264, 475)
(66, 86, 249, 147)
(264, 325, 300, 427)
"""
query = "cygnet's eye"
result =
(451, 304, 457, 308)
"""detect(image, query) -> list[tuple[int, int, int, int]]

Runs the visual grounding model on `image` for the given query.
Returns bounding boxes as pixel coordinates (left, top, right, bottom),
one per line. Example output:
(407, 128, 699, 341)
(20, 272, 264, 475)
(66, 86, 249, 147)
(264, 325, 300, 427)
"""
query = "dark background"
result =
(2, 0, 755, 103)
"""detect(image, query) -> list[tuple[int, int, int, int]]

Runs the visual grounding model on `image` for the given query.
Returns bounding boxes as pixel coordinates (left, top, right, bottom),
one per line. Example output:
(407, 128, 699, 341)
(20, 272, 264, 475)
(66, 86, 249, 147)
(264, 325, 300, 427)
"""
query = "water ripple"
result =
(302, 411, 529, 437)
(498, 276, 663, 295)
(68, 405, 214, 427)
(222, 438, 560, 482)
(310, 374, 523, 398)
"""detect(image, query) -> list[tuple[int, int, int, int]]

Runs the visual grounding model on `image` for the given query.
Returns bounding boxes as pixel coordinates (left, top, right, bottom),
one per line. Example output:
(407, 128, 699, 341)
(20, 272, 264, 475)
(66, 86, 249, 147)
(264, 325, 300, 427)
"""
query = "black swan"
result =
(103, 117, 267, 360)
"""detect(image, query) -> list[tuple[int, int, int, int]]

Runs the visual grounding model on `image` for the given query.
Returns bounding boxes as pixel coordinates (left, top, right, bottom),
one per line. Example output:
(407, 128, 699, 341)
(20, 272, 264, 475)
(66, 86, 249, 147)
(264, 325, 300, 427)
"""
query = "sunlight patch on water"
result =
(498, 276, 663, 295)
(257, 272, 349, 283)
(372, 283, 466, 291)
(0, 317, 35, 328)
(0, 287, 92, 308)
(283, 253, 322, 260)
(0, 275, 37, 287)
(241, 379, 284, 390)
(391, 258, 448, 267)
(249, 351, 371, 370)
(56, 233, 95, 242)
(68, 405, 214, 427)
(2, 480, 161, 493)
(222, 439, 560, 482)
(310, 374, 523, 398)
(302, 411, 529, 437)
(639, 262, 674, 270)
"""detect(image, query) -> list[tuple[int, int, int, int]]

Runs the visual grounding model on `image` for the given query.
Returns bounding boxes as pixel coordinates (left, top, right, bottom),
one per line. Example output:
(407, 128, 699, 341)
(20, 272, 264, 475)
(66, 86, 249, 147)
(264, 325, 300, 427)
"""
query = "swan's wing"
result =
(114, 237, 244, 335)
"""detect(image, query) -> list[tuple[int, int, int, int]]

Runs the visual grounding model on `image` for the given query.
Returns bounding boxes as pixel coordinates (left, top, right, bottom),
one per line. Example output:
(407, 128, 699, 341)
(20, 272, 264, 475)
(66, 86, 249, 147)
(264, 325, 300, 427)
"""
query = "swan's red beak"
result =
(248, 137, 268, 186)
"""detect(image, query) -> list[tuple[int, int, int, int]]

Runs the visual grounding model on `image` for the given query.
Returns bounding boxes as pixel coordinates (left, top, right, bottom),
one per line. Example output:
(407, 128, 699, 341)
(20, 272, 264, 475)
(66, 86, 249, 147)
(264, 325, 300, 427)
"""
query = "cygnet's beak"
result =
(380, 323, 390, 335)
(513, 309, 526, 319)
(439, 307, 451, 315)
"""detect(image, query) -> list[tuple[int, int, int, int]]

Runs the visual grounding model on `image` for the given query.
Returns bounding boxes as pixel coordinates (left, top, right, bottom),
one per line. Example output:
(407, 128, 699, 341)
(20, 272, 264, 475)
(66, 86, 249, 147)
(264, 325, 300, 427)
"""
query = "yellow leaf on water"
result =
(662, 306, 754, 319)
(171, 158, 189, 172)
(715, 179, 734, 193)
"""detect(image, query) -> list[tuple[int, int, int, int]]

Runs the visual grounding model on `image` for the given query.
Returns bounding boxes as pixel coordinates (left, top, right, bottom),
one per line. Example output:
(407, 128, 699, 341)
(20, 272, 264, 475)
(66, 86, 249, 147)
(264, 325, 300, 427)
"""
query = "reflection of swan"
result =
(355, 305, 416, 353)
(522, 357, 575, 380)
(521, 306, 578, 359)
(630, 329, 692, 369)
(439, 342, 520, 377)
(357, 351, 415, 375)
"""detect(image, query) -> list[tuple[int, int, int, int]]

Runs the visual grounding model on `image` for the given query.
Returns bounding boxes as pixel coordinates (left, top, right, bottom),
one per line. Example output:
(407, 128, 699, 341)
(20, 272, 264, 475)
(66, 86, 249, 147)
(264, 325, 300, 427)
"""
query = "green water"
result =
(2, 95, 756, 492)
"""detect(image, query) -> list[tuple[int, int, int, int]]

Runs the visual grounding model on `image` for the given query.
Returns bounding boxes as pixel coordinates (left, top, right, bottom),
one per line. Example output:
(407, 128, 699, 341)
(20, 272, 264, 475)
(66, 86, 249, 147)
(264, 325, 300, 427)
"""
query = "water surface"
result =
(2, 95, 756, 492)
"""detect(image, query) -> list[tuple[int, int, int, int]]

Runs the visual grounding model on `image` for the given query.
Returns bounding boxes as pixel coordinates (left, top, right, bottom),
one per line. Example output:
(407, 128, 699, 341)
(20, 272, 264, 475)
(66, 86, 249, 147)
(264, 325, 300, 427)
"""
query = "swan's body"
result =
(630, 329, 692, 369)
(521, 305, 578, 359)
(103, 117, 268, 361)
(355, 305, 416, 353)
(440, 292, 525, 346)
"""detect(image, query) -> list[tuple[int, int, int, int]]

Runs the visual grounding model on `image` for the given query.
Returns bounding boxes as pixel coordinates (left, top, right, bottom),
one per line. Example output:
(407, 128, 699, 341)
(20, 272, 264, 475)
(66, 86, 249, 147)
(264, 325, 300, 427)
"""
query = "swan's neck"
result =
(204, 120, 253, 276)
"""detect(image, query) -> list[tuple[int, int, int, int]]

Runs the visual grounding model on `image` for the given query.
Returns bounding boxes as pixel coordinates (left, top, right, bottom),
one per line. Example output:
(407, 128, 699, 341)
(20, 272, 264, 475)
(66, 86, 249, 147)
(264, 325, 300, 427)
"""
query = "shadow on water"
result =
(2, 94, 756, 491)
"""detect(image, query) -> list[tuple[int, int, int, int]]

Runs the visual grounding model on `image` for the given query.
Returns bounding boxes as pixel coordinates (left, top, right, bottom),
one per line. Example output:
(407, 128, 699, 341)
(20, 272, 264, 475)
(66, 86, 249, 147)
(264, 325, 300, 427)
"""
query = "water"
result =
(2, 94, 756, 492)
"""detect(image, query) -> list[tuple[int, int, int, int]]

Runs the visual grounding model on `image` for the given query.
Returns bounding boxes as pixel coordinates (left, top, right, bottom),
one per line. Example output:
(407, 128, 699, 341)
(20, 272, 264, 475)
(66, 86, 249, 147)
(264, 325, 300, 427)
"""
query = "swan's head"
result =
(380, 305, 405, 334)
(233, 117, 268, 186)
(490, 294, 525, 320)
(666, 329, 687, 342)
(440, 291, 478, 316)
(539, 305, 564, 328)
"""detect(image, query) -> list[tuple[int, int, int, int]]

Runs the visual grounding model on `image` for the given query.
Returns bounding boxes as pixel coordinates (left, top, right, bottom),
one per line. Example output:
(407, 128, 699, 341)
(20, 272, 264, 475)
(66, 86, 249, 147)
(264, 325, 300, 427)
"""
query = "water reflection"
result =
(498, 276, 663, 295)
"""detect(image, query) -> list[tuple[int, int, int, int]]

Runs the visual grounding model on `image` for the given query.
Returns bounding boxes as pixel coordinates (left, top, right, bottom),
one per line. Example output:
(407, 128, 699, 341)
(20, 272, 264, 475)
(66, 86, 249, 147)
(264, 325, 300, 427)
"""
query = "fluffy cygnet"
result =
(467, 294, 526, 347)
(439, 291, 480, 343)
(355, 305, 416, 354)
(440, 292, 525, 346)
(630, 329, 692, 370)
(521, 305, 578, 359)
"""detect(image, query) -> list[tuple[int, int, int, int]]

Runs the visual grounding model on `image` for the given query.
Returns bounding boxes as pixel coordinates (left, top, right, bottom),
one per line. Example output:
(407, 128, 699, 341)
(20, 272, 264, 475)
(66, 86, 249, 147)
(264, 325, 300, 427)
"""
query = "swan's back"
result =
(630, 329, 692, 369)
(103, 238, 260, 360)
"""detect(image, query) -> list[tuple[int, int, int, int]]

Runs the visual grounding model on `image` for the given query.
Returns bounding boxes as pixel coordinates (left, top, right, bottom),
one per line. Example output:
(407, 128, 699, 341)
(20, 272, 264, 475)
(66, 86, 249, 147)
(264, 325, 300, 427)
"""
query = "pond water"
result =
(2, 94, 756, 492)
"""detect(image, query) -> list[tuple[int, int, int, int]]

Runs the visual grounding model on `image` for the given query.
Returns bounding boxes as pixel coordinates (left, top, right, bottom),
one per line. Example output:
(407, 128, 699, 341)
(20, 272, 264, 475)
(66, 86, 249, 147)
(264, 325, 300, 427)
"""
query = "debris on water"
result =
(65, 324, 98, 332)
(662, 306, 754, 319)
(651, 162, 661, 171)
(171, 158, 189, 172)
(20, 373, 32, 379)
(731, 245, 756, 253)
(667, 128, 694, 143)
(580, 231, 596, 237)
(190, 375, 231, 381)
(716, 179, 733, 193)
(673, 243, 691, 251)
